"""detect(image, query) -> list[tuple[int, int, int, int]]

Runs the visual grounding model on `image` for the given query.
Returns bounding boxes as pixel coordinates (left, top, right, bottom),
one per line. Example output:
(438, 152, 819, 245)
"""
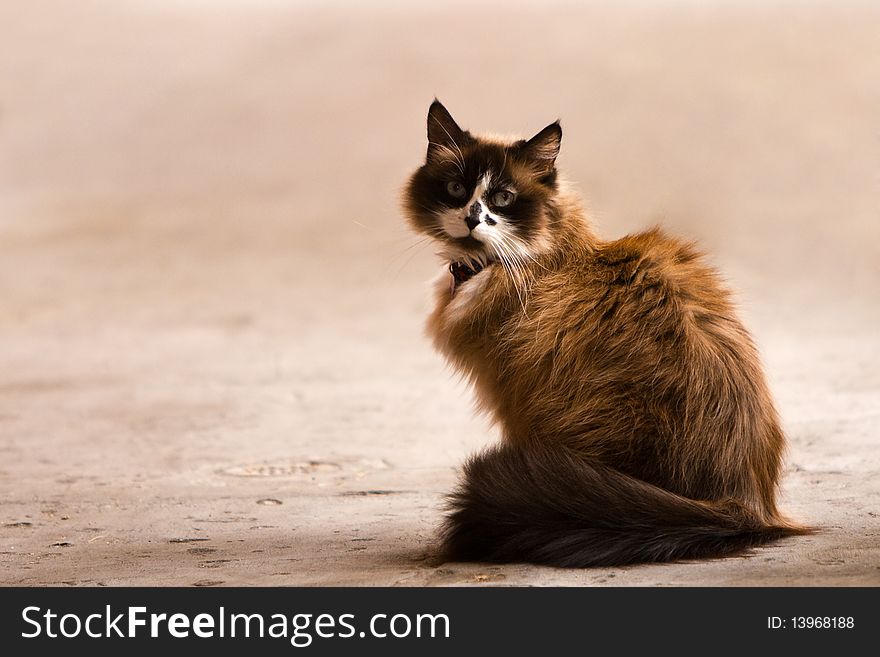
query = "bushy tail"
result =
(442, 443, 806, 567)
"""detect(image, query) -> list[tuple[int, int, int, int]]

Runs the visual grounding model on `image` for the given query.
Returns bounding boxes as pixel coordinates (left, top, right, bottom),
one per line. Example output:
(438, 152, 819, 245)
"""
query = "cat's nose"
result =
(465, 203, 481, 230)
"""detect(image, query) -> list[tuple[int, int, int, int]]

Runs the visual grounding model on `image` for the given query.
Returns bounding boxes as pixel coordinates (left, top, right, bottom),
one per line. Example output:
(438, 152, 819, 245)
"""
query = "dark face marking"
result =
(404, 101, 562, 257)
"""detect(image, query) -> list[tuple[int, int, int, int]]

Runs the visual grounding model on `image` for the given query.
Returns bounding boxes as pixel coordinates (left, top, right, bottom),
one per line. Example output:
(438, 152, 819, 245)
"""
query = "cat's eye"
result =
(446, 181, 467, 198)
(492, 190, 516, 208)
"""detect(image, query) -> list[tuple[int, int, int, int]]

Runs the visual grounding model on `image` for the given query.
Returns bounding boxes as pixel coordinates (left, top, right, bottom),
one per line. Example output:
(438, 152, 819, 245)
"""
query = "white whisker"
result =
(490, 233, 529, 314)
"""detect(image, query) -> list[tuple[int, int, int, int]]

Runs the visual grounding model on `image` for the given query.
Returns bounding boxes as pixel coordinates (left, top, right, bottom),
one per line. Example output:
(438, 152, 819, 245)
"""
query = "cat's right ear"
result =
(426, 99, 467, 163)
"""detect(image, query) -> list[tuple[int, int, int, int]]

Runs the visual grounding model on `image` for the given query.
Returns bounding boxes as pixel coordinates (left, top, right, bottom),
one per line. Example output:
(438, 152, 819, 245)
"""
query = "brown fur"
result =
(404, 101, 807, 567)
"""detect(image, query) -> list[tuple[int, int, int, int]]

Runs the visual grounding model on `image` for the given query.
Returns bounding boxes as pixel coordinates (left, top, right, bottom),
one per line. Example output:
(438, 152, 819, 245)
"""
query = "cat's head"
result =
(404, 100, 562, 265)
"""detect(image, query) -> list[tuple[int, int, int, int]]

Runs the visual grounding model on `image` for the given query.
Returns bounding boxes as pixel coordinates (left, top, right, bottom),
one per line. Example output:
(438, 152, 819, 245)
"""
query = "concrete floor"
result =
(1, 0, 878, 586)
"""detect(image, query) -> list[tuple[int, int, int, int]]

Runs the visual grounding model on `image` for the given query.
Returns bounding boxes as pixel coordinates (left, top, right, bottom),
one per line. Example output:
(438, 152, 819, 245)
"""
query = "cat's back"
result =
(511, 224, 761, 414)
(528, 226, 736, 345)
(591, 227, 727, 309)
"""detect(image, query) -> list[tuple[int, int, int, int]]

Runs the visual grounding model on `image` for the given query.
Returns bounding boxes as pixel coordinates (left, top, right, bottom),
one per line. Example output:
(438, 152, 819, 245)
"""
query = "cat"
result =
(403, 100, 807, 567)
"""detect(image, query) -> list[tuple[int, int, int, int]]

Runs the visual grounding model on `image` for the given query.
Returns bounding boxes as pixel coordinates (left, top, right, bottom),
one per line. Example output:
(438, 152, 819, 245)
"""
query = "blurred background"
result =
(1, 0, 877, 585)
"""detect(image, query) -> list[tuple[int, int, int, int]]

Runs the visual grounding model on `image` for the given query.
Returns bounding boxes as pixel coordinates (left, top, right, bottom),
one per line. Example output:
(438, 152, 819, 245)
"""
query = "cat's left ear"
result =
(521, 121, 562, 174)
(426, 99, 467, 163)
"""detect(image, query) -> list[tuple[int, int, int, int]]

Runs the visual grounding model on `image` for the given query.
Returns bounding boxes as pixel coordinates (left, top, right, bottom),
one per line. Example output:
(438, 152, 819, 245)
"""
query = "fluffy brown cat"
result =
(403, 100, 807, 567)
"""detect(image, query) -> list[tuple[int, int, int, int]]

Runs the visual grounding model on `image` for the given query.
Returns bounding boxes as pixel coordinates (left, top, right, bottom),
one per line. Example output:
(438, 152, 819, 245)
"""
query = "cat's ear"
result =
(521, 121, 562, 174)
(426, 99, 467, 163)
